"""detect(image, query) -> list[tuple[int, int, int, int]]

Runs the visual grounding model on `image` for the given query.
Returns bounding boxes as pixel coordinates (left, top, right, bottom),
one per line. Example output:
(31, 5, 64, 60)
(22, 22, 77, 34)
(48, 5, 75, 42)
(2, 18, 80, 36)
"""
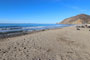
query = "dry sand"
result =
(0, 27, 90, 60)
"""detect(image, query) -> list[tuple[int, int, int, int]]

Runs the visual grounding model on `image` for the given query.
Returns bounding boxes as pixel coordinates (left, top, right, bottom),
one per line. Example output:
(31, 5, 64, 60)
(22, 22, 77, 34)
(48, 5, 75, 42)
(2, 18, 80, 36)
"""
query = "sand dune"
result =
(0, 27, 90, 60)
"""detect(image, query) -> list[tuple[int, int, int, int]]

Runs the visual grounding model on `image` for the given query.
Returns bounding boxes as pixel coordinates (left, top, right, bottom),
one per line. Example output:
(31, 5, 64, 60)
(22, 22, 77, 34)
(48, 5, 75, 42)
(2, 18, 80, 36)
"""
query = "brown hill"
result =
(59, 14, 90, 24)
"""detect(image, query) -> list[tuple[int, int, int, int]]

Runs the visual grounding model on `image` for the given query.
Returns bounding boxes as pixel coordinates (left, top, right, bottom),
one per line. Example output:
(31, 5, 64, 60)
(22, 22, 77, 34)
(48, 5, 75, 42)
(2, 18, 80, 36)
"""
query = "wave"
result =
(0, 24, 73, 33)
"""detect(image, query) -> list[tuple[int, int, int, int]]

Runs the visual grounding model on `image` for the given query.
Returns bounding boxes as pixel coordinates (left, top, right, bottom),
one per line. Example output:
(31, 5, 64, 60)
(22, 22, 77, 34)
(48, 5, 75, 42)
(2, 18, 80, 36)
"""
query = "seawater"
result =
(0, 23, 73, 33)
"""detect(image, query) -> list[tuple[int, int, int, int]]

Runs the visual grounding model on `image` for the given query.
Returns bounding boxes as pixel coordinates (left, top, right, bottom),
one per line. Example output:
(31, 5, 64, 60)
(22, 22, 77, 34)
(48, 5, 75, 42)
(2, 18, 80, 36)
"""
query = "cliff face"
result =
(60, 14, 90, 24)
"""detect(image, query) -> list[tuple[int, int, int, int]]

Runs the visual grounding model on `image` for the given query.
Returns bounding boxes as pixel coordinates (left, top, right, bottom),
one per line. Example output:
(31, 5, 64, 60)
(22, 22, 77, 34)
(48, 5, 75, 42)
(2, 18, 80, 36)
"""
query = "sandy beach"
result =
(0, 26, 90, 60)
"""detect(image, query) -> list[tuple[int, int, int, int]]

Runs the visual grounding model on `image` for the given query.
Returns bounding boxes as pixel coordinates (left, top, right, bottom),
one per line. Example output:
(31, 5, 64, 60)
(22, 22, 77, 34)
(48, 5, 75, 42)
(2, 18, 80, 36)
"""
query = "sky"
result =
(0, 0, 90, 23)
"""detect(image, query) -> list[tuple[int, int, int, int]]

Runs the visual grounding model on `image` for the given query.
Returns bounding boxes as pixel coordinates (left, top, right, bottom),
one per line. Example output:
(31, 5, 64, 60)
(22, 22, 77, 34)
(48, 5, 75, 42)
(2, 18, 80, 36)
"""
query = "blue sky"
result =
(0, 0, 90, 23)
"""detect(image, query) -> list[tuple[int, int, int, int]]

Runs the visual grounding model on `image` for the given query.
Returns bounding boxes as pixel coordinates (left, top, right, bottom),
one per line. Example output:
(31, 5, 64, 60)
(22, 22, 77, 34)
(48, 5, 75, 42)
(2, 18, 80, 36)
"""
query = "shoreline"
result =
(0, 24, 73, 39)
(0, 26, 90, 60)
(0, 27, 63, 40)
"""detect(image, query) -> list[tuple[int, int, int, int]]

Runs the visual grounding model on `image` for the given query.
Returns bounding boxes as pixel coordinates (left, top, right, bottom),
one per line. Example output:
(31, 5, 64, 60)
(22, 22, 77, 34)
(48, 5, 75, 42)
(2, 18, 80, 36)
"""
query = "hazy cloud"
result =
(63, 5, 88, 12)
(71, 6, 87, 12)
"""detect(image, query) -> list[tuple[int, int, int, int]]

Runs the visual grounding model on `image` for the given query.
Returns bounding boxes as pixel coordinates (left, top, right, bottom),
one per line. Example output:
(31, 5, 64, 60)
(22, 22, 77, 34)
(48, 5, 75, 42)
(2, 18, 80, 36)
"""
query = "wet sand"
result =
(0, 26, 90, 60)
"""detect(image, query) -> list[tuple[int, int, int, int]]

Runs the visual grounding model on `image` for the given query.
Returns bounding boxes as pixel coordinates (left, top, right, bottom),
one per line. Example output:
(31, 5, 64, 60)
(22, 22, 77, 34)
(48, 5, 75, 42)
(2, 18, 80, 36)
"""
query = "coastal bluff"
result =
(59, 14, 90, 24)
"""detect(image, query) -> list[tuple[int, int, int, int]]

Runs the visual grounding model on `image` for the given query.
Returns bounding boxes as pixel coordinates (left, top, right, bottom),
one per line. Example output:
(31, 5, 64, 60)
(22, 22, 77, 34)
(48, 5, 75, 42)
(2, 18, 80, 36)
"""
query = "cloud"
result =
(71, 6, 87, 12)
(63, 5, 88, 12)
(80, 9, 87, 12)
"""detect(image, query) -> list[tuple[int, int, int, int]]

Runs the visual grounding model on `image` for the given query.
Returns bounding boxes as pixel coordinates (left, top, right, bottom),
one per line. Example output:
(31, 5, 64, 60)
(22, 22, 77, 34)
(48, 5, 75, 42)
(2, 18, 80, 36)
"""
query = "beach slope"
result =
(0, 27, 90, 60)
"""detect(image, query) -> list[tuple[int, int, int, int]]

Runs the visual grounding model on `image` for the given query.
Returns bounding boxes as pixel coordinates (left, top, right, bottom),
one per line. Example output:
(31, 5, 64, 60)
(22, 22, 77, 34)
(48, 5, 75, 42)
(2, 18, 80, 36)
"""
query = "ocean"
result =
(0, 23, 73, 33)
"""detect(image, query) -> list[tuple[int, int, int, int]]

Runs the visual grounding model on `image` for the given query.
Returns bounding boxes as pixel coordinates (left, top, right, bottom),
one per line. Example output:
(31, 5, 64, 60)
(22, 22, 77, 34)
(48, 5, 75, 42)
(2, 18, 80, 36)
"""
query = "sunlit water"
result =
(0, 23, 73, 33)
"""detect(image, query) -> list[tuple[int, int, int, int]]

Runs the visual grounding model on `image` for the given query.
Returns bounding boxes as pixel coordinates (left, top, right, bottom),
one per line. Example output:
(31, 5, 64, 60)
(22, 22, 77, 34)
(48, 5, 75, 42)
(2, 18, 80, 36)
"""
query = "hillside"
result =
(59, 14, 90, 24)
